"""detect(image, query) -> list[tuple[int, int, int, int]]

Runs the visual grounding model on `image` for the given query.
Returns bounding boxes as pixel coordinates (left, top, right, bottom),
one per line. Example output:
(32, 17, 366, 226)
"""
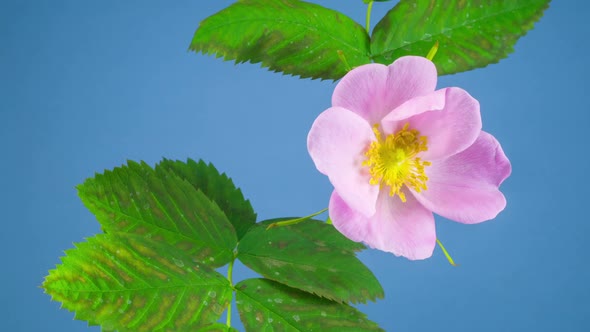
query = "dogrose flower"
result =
(307, 56, 511, 260)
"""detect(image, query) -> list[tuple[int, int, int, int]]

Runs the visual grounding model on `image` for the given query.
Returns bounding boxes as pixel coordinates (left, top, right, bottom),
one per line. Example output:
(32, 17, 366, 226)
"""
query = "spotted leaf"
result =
(77, 160, 238, 268)
(237, 219, 383, 303)
(236, 278, 384, 331)
(43, 233, 232, 331)
(157, 158, 256, 240)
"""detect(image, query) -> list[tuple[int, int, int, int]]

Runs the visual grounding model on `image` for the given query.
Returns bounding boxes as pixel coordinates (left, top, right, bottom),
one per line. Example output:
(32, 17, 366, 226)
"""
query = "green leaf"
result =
(190, 0, 371, 80)
(236, 278, 384, 332)
(265, 218, 365, 253)
(197, 323, 239, 332)
(77, 160, 237, 268)
(371, 0, 551, 75)
(237, 219, 383, 303)
(43, 233, 232, 331)
(157, 158, 256, 240)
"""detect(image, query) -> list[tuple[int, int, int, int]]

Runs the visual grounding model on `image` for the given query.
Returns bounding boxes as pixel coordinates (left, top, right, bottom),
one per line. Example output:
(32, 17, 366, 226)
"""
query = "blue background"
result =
(2, 0, 588, 331)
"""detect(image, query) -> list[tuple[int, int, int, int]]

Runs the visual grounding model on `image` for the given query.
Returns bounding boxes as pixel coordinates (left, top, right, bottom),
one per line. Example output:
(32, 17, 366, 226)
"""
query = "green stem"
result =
(266, 208, 328, 230)
(436, 238, 457, 266)
(225, 259, 235, 327)
(365, 1, 374, 34)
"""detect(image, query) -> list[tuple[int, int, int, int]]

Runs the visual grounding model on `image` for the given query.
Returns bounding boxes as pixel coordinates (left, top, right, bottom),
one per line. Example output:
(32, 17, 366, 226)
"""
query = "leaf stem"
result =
(226, 258, 235, 327)
(436, 238, 458, 266)
(365, 1, 374, 34)
(266, 208, 328, 230)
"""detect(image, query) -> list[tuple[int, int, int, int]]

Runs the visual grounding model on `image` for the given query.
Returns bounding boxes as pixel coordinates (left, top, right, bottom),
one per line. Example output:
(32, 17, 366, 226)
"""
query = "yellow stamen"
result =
(362, 123, 431, 202)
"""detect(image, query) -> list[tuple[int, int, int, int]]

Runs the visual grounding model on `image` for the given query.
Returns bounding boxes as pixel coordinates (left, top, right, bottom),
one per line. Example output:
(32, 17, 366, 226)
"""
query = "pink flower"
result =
(307, 56, 511, 260)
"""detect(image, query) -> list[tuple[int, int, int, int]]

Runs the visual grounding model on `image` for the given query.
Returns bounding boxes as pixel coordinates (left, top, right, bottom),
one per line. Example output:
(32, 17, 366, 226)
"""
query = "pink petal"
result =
(412, 131, 511, 224)
(332, 57, 438, 124)
(307, 107, 379, 217)
(330, 190, 436, 260)
(381, 88, 448, 135)
(410, 88, 482, 160)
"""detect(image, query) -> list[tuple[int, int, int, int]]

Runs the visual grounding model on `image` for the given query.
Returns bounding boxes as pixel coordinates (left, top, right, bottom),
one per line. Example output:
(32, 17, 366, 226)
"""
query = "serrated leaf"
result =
(190, 0, 371, 80)
(157, 158, 256, 240)
(237, 220, 383, 303)
(236, 278, 384, 332)
(43, 233, 232, 331)
(371, 0, 550, 75)
(77, 160, 237, 268)
(264, 218, 365, 253)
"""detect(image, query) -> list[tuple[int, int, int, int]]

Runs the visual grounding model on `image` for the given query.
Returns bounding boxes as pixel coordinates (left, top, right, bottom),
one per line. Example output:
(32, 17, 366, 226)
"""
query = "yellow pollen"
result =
(362, 123, 431, 202)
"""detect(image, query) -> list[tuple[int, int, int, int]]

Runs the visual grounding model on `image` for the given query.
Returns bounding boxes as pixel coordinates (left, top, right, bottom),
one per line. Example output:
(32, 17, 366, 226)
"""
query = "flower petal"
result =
(381, 88, 448, 135)
(332, 56, 438, 124)
(308, 107, 379, 217)
(410, 87, 482, 160)
(330, 190, 436, 260)
(413, 131, 511, 224)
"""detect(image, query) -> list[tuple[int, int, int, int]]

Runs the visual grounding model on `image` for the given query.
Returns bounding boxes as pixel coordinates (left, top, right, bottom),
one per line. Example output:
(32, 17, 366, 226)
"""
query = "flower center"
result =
(363, 123, 431, 202)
